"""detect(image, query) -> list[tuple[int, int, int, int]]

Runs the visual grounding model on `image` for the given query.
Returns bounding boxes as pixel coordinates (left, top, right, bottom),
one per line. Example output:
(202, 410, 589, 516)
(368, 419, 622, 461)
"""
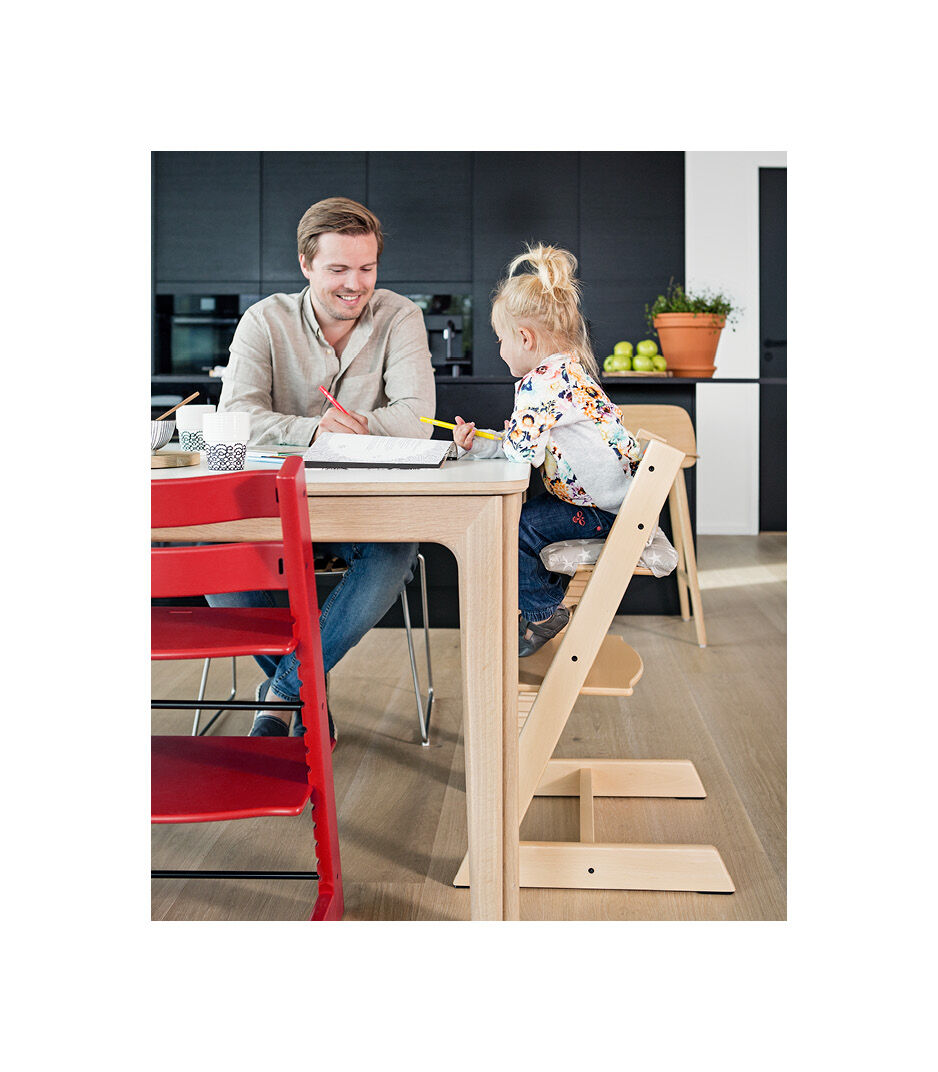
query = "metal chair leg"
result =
(401, 552, 434, 745)
(192, 657, 237, 735)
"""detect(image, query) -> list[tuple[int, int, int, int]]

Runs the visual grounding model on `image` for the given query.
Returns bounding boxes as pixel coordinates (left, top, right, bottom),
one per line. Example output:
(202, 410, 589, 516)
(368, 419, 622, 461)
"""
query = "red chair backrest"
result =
(151, 459, 322, 688)
(151, 457, 315, 599)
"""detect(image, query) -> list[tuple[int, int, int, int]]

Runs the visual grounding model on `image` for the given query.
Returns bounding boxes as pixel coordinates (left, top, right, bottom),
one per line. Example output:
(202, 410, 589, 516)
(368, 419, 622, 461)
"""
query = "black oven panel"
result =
(154, 294, 261, 375)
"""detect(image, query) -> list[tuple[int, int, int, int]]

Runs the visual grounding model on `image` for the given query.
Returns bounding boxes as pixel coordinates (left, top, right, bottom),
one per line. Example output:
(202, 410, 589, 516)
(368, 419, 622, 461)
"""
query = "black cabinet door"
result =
(260, 152, 367, 288)
(471, 152, 580, 376)
(154, 152, 261, 284)
(579, 151, 684, 361)
(759, 166, 787, 531)
(367, 152, 472, 283)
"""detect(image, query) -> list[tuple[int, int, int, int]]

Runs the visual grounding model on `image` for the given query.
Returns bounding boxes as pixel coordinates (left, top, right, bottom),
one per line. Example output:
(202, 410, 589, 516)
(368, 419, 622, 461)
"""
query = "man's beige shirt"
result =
(219, 287, 436, 446)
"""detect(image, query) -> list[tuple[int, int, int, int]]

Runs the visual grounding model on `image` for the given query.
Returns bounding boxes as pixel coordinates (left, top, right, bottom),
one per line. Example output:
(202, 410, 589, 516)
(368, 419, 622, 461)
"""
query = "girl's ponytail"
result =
(492, 244, 598, 378)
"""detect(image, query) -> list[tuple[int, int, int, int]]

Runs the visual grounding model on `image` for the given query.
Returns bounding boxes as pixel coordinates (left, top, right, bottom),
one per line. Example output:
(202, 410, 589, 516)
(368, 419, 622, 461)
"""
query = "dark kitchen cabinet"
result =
(579, 152, 685, 360)
(759, 166, 787, 531)
(260, 151, 367, 287)
(471, 152, 580, 376)
(154, 152, 261, 285)
(153, 150, 686, 367)
(366, 152, 472, 283)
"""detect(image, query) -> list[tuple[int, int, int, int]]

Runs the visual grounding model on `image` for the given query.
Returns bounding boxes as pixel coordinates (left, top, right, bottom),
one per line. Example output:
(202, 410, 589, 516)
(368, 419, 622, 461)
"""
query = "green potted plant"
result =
(645, 281, 740, 378)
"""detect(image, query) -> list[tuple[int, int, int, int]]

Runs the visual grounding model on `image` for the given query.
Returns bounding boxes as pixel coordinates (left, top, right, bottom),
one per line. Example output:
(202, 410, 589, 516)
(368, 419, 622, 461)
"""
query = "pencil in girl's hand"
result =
(319, 384, 351, 416)
(419, 416, 502, 440)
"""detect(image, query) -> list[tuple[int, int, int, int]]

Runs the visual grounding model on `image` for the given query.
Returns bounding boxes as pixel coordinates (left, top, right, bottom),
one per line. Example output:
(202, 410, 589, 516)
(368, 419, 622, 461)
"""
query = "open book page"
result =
(303, 432, 457, 469)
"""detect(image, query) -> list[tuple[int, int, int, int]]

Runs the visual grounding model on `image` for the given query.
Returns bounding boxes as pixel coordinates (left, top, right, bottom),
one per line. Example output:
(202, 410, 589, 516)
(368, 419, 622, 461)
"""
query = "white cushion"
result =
(539, 525, 679, 579)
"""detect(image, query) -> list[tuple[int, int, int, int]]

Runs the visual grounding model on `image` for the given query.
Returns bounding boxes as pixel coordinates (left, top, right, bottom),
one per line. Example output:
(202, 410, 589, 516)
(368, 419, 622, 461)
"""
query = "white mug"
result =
(203, 411, 251, 471)
(175, 403, 216, 432)
(203, 411, 251, 444)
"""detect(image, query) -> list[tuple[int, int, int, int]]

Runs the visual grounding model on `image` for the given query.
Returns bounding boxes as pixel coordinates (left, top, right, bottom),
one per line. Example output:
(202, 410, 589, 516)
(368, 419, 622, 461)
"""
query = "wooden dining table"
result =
(151, 451, 530, 921)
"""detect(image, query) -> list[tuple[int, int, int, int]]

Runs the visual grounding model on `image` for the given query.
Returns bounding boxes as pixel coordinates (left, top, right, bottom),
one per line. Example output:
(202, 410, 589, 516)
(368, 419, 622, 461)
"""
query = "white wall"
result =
(685, 151, 787, 534)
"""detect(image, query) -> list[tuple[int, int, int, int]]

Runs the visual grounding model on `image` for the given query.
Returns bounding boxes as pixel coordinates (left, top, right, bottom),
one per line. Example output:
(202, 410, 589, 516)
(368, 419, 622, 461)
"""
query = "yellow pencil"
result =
(419, 417, 502, 440)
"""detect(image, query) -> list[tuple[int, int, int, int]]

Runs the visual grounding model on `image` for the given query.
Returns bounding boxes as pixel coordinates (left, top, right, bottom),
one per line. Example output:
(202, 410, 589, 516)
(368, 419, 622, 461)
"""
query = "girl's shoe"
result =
(518, 604, 570, 657)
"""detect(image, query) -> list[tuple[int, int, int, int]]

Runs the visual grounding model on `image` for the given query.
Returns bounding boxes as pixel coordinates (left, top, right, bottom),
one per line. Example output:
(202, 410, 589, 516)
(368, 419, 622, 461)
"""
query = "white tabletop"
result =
(150, 448, 530, 495)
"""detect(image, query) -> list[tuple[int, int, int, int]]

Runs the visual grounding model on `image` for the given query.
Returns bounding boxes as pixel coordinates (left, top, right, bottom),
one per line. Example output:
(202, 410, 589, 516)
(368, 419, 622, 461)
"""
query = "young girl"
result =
(454, 243, 643, 656)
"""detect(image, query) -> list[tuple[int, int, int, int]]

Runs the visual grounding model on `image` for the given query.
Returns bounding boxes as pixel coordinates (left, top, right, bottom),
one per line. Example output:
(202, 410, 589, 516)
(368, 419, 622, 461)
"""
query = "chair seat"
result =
(151, 606, 296, 660)
(539, 526, 679, 579)
(152, 736, 313, 822)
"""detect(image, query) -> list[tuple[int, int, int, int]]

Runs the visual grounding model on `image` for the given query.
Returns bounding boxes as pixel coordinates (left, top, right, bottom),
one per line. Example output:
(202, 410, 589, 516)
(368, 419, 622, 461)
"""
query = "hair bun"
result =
(509, 243, 580, 303)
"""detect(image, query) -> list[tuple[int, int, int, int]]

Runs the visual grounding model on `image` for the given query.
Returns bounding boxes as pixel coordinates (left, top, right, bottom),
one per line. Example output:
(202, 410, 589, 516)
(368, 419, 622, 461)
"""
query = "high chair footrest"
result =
(518, 634, 643, 696)
(453, 841, 735, 893)
(152, 736, 313, 822)
(517, 842, 735, 893)
(152, 606, 296, 660)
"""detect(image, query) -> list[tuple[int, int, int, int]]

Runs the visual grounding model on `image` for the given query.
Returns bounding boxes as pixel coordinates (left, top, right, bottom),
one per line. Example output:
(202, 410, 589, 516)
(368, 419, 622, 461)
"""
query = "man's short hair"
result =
(297, 197, 384, 265)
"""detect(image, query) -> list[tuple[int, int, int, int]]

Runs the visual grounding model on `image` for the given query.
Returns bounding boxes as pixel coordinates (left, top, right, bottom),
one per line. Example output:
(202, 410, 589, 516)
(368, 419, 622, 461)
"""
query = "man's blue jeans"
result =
(518, 493, 617, 620)
(206, 541, 417, 703)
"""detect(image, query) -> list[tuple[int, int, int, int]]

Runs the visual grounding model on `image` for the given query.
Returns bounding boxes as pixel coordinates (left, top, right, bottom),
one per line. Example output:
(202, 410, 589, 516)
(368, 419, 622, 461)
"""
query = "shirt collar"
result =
(302, 286, 376, 344)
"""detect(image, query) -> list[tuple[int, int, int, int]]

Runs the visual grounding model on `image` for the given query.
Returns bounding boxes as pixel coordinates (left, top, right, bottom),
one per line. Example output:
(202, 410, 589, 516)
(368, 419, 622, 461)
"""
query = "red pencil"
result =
(319, 384, 351, 416)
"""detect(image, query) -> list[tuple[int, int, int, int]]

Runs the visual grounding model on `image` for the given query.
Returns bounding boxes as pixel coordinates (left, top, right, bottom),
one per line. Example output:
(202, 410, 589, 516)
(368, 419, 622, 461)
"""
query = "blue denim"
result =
(206, 541, 417, 703)
(518, 493, 617, 620)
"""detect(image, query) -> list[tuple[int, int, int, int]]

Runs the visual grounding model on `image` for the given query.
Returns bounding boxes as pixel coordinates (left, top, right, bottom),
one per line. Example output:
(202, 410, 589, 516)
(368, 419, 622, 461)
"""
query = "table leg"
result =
(501, 492, 522, 921)
(455, 496, 505, 920)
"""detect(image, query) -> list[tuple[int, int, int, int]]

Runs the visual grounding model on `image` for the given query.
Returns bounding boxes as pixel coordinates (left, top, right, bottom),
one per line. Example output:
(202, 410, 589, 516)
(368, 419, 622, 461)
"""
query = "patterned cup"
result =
(175, 404, 216, 452)
(203, 412, 250, 471)
(205, 442, 249, 471)
(179, 429, 205, 451)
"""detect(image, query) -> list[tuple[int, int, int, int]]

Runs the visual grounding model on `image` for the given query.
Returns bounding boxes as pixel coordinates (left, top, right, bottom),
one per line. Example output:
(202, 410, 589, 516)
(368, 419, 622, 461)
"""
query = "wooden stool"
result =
(619, 405, 707, 647)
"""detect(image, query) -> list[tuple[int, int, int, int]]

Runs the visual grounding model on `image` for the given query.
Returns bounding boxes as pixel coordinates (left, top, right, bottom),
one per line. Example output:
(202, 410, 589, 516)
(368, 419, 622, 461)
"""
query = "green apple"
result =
(613, 340, 633, 357)
(636, 339, 658, 357)
(652, 354, 668, 371)
(603, 353, 630, 372)
(632, 354, 655, 372)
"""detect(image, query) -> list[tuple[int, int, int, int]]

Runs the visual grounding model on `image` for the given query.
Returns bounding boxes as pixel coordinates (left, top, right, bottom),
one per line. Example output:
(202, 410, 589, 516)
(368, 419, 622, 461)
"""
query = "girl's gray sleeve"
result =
(456, 432, 506, 460)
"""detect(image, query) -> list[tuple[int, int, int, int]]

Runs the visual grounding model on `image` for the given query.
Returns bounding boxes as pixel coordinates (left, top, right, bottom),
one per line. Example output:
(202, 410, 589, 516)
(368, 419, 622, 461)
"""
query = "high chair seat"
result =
(539, 525, 679, 580)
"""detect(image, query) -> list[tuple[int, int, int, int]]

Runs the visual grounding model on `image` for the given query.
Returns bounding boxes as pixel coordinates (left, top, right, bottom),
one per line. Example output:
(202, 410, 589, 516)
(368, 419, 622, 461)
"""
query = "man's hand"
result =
(315, 406, 370, 440)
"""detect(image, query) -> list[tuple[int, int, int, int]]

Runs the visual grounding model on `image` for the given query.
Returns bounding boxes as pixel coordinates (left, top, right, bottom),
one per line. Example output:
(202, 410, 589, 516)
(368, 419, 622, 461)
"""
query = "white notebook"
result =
(303, 432, 456, 469)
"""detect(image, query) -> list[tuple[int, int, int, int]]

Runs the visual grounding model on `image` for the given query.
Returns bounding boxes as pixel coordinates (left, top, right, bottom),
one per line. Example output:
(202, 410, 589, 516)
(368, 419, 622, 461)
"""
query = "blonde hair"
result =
(490, 244, 598, 378)
(297, 197, 384, 265)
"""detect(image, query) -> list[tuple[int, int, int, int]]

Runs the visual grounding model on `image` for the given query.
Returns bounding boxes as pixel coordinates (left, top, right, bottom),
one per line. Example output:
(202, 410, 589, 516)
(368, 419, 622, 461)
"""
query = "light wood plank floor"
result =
(151, 533, 786, 921)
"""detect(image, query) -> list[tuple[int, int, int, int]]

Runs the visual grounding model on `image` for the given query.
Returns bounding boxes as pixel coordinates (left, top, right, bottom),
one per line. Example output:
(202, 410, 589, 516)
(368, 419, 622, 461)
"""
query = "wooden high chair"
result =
(454, 435, 734, 896)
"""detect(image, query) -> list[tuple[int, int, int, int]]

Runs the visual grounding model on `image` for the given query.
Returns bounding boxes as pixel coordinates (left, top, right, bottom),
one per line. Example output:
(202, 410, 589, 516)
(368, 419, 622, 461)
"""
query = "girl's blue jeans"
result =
(518, 493, 617, 620)
(206, 541, 417, 703)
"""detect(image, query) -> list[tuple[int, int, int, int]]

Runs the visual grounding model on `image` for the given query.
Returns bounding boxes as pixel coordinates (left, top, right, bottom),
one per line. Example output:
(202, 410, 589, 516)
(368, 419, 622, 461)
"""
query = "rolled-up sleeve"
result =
(362, 307, 435, 438)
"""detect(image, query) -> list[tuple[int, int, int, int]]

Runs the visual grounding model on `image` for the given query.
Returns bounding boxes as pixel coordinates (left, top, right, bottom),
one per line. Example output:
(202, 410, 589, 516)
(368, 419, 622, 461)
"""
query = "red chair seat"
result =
(152, 736, 312, 822)
(151, 606, 296, 660)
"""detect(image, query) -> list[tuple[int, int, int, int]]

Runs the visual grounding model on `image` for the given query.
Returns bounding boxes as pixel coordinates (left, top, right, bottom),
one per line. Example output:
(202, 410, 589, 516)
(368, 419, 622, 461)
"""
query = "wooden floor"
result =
(151, 533, 786, 921)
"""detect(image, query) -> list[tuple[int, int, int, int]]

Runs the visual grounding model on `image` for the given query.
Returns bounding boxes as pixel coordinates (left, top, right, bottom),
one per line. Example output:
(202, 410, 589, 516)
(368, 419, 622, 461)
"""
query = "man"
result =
(211, 197, 435, 740)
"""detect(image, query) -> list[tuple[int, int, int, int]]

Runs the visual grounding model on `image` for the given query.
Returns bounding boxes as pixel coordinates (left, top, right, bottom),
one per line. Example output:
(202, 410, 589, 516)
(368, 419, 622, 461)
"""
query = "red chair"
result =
(151, 456, 343, 921)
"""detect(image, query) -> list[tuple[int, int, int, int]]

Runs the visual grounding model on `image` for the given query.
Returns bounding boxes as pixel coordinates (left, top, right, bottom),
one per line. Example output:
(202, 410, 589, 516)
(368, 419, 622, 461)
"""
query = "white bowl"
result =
(151, 419, 175, 450)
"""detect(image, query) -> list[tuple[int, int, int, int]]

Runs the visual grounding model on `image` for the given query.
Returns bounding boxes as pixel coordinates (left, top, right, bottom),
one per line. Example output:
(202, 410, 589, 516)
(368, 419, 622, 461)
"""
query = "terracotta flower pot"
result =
(653, 313, 725, 378)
